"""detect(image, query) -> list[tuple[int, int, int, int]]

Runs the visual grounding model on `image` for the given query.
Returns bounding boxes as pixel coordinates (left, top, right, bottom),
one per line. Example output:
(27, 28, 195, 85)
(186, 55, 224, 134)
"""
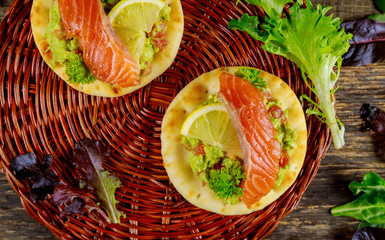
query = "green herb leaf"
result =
(101, 0, 121, 12)
(331, 172, 385, 225)
(235, 67, 266, 90)
(208, 159, 245, 203)
(65, 54, 97, 84)
(229, 0, 352, 149)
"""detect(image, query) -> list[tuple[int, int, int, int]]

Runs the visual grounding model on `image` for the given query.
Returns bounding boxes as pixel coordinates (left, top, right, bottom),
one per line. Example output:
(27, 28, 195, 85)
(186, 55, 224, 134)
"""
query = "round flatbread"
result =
(31, 0, 184, 97)
(161, 67, 307, 215)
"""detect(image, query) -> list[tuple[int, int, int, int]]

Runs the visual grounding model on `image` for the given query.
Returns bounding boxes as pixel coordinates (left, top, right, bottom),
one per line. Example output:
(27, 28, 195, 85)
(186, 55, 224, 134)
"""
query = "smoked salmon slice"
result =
(58, 0, 140, 87)
(218, 72, 281, 208)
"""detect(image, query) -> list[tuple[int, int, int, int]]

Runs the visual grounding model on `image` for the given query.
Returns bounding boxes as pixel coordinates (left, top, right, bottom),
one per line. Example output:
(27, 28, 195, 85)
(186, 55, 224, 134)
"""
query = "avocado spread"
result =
(140, 3, 171, 70)
(45, 3, 79, 65)
(182, 136, 245, 204)
(45, 2, 95, 84)
(266, 98, 297, 156)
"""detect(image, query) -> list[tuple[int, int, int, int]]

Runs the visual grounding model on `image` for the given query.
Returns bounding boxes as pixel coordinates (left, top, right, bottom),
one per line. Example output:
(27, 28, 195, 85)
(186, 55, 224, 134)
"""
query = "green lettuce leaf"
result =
(358, 221, 385, 229)
(331, 172, 385, 225)
(368, 14, 385, 21)
(349, 172, 385, 195)
(229, 0, 352, 149)
(237, 0, 295, 16)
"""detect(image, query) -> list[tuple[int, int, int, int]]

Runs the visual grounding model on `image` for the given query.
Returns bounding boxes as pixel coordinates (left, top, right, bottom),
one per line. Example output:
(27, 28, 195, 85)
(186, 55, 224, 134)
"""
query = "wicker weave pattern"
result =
(0, 0, 331, 239)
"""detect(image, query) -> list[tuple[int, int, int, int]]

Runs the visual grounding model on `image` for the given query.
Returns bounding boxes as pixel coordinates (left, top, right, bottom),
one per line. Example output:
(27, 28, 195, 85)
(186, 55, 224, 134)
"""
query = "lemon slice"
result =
(180, 103, 243, 158)
(108, 0, 166, 64)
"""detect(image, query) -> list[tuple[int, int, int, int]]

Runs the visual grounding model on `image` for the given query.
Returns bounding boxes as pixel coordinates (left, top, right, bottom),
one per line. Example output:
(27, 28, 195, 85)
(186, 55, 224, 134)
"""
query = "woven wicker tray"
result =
(0, 0, 332, 239)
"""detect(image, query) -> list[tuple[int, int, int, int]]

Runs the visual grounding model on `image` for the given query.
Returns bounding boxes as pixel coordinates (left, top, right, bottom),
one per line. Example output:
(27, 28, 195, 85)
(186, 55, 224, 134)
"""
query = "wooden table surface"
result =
(1, 0, 385, 239)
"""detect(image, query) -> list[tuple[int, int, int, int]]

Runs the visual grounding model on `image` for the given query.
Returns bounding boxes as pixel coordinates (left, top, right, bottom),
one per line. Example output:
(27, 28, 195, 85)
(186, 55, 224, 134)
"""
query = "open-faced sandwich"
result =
(161, 67, 307, 215)
(31, 0, 184, 97)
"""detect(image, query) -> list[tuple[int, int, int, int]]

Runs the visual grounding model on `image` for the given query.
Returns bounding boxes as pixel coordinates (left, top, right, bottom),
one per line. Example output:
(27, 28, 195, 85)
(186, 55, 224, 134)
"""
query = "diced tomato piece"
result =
(193, 144, 205, 156)
(280, 149, 290, 167)
(268, 104, 287, 123)
(213, 162, 223, 170)
(262, 90, 272, 100)
(268, 105, 283, 119)
(152, 21, 168, 50)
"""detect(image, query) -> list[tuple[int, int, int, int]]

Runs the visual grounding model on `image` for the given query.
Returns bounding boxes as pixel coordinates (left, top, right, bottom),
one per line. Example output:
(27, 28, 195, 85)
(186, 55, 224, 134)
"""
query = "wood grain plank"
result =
(0, 174, 55, 240)
(0, 0, 13, 21)
(315, 0, 379, 20)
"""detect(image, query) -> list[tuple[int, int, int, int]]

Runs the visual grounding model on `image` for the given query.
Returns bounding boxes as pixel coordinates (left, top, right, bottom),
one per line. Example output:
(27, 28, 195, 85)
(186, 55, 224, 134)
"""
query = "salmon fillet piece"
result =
(58, 0, 140, 88)
(218, 72, 281, 208)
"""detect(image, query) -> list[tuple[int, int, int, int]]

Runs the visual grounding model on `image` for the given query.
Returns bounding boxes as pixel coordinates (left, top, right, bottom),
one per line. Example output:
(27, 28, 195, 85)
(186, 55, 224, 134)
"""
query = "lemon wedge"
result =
(108, 0, 166, 64)
(180, 103, 243, 158)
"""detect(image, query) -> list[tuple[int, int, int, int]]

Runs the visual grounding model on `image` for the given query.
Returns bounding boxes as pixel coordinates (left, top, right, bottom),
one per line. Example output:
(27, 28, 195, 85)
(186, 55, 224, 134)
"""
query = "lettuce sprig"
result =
(229, 0, 352, 149)
(331, 172, 385, 228)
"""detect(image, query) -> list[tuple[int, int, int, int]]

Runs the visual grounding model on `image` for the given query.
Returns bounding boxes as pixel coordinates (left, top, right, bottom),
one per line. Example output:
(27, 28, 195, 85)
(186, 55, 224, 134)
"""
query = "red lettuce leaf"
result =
(352, 227, 385, 240)
(341, 19, 385, 66)
(360, 103, 385, 136)
(71, 139, 122, 223)
(360, 103, 385, 159)
(52, 184, 111, 225)
(10, 153, 59, 202)
(10, 139, 122, 224)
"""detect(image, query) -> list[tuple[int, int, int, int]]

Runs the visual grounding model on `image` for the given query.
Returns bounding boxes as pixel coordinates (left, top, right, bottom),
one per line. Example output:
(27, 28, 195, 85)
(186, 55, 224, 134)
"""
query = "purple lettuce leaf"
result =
(360, 104, 385, 136)
(10, 153, 59, 202)
(10, 139, 122, 225)
(341, 19, 385, 66)
(71, 139, 122, 224)
(352, 226, 385, 240)
(52, 184, 111, 225)
(360, 103, 385, 159)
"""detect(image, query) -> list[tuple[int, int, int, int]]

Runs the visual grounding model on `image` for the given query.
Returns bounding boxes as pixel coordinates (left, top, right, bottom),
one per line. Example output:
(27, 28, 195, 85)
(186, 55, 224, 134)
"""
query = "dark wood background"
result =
(1, 0, 385, 239)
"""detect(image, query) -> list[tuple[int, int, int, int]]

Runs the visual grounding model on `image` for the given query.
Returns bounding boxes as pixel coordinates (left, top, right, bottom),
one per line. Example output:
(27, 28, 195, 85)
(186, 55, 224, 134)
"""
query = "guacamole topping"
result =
(265, 97, 297, 156)
(140, 38, 156, 70)
(182, 136, 246, 204)
(45, 2, 96, 84)
(45, 2, 78, 65)
(201, 94, 222, 106)
(181, 67, 298, 205)
(158, 3, 171, 22)
(140, 3, 171, 70)
(275, 163, 290, 187)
